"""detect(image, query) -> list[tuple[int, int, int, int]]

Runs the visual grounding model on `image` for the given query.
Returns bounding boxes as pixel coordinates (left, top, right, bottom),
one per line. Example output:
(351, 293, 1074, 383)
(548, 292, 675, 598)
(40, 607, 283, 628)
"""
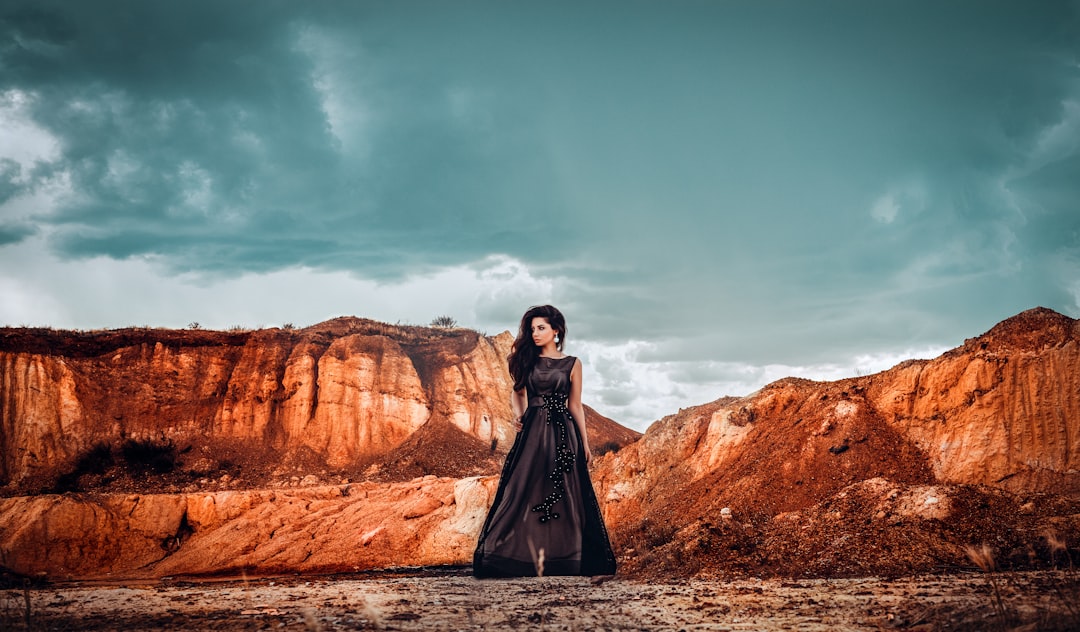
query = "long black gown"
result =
(473, 355, 617, 577)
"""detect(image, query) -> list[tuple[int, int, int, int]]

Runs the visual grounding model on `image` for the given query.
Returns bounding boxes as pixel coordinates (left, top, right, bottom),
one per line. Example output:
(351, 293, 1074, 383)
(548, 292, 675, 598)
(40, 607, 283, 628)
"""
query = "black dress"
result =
(473, 355, 617, 577)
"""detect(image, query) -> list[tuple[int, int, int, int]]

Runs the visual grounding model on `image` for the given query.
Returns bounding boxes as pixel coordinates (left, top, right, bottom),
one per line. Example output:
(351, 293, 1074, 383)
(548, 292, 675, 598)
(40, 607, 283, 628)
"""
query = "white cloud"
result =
(572, 339, 952, 431)
(869, 179, 927, 224)
(473, 256, 557, 327)
(1049, 251, 1080, 318)
(0, 275, 65, 326)
(1026, 99, 1080, 173)
(998, 97, 1080, 223)
(0, 236, 963, 432)
(870, 193, 900, 224)
(0, 238, 563, 333)
(0, 90, 62, 175)
(294, 26, 374, 161)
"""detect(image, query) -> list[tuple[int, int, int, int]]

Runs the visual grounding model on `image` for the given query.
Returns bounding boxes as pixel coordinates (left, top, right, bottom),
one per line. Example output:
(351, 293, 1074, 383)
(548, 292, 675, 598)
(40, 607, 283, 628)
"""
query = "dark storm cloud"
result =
(547, 1, 1080, 361)
(0, 221, 34, 246)
(0, 0, 569, 277)
(2, 1, 338, 266)
(0, 0, 1077, 367)
(0, 159, 24, 205)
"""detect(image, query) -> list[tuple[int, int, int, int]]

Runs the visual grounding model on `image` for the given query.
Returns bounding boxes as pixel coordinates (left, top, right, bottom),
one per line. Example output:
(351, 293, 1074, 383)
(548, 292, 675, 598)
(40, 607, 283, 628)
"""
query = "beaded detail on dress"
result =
(530, 393, 576, 523)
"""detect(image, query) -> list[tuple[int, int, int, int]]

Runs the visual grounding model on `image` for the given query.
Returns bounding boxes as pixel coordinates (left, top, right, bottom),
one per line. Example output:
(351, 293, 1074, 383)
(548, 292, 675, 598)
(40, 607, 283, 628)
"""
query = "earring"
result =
(554, 334, 560, 344)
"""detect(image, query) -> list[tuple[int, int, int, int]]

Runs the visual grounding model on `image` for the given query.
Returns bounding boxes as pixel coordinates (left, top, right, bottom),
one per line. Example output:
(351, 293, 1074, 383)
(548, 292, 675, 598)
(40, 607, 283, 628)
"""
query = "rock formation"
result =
(866, 307, 1080, 492)
(0, 476, 497, 580)
(593, 307, 1080, 576)
(1, 307, 1078, 580)
(0, 319, 636, 493)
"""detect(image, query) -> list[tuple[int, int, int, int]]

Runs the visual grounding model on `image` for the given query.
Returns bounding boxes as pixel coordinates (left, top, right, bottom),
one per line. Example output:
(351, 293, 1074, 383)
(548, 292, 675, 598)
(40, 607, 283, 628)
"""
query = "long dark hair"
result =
(508, 304, 567, 391)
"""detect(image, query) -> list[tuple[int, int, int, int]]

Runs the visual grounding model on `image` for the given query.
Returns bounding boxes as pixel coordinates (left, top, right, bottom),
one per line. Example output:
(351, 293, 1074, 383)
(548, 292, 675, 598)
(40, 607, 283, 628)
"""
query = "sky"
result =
(1, 1, 1078, 430)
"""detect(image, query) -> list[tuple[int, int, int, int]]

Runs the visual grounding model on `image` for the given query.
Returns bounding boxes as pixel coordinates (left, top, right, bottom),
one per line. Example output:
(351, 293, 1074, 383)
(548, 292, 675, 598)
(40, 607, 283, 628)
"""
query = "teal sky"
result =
(1, 1, 1078, 428)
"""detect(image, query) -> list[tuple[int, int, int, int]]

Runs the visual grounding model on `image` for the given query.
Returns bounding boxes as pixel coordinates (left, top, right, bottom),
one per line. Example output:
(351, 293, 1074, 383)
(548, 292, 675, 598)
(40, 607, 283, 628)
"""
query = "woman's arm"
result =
(511, 387, 528, 431)
(568, 358, 591, 464)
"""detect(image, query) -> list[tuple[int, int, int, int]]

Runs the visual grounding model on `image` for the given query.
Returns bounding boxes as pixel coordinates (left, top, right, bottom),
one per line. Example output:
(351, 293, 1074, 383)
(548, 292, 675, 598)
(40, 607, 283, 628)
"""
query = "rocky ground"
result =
(2, 568, 1078, 631)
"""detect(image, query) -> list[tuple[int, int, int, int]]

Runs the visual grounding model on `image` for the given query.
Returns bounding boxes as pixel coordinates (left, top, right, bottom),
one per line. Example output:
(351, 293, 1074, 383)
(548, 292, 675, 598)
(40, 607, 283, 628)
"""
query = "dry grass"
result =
(355, 596, 384, 630)
(959, 535, 1080, 632)
(0, 579, 36, 632)
(964, 543, 1011, 629)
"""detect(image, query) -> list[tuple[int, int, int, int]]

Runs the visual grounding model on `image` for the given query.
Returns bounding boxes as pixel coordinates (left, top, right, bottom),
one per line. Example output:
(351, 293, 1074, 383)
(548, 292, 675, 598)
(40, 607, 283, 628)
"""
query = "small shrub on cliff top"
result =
(430, 315, 457, 328)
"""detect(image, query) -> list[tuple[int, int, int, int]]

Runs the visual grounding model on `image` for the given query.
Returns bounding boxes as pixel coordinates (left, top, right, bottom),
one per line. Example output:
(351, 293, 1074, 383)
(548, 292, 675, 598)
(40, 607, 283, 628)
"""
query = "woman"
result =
(473, 305, 617, 577)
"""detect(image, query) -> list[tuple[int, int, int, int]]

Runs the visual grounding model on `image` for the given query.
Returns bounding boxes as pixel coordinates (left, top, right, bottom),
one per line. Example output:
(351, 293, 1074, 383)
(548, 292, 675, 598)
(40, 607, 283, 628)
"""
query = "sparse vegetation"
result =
(0, 578, 35, 632)
(53, 443, 114, 492)
(430, 315, 457, 328)
(1044, 529, 1072, 572)
(282, 322, 296, 331)
(957, 539, 1080, 631)
(596, 441, 622, 456)
(188, 321, 201, 330)
(53, 439, 183, 492)
(965, 543, 1011, 629)
(121, 438, 178, 474)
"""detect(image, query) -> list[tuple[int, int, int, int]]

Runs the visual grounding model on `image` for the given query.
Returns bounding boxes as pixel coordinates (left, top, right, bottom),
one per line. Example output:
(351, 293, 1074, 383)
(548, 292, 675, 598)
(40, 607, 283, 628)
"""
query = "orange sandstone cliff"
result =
(593, 307, 1080, 577)
(0, 320, 511, 489)
(0, 318, 635, 493)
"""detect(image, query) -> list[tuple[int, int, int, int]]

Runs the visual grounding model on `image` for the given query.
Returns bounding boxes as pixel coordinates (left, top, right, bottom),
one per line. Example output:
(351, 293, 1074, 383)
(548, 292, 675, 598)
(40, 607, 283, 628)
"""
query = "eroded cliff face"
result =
(0, 353, 86, 485)
(0, 320, 523, 488)
(867, 308, 1080, 492)
(592, 307, 1080, 577)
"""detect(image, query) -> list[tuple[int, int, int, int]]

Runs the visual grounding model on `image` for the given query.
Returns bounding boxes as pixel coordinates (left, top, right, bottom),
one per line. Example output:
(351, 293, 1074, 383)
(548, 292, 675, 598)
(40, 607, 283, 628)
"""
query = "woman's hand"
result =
(510, 389, 527, 433)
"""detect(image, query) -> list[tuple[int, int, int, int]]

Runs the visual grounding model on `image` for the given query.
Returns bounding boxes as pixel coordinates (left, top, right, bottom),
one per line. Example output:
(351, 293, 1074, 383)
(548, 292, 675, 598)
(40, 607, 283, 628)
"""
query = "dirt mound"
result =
(620, 477, 1080, 580)
(369, 419, 504, 482)
(964, 306, 1079, 355)
(699, 380, 935, 515)
(755, 480, 1080, 578)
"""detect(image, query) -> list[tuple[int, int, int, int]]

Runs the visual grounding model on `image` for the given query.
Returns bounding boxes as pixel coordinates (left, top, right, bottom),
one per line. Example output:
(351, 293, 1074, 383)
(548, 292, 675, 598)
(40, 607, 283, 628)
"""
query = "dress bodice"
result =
(526, 355, 576, 398)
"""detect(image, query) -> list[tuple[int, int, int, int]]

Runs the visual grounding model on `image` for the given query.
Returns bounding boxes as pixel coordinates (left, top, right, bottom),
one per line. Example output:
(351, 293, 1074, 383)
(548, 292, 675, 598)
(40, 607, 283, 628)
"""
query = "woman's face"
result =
(530, 317, 557, 348)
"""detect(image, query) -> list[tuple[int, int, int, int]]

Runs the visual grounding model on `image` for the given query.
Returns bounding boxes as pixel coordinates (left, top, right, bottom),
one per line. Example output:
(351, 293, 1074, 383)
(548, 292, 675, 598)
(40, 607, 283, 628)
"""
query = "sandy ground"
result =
(1, 568, 1075, 631)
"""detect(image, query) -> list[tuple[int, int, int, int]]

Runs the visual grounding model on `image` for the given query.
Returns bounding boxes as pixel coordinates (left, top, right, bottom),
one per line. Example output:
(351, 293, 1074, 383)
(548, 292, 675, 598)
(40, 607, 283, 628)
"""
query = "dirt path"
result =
(2, 569, 1074, 631)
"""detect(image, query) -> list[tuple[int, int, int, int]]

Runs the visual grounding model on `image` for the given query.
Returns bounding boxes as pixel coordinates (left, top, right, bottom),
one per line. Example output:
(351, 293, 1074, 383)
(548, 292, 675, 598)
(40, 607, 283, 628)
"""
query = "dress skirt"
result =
(473, 393, 617, 577)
